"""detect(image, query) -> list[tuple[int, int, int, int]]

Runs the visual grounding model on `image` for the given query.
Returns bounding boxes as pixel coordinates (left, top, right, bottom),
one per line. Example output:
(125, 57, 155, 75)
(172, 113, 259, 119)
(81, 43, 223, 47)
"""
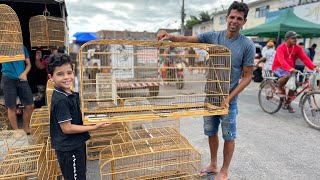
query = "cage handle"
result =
(43, 4, 51, 16)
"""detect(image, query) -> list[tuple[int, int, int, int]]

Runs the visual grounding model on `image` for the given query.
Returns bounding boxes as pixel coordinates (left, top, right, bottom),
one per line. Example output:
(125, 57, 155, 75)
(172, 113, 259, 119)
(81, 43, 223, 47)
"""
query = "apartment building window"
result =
(255, 5, 269, 18)
(219, 16, 226, 25)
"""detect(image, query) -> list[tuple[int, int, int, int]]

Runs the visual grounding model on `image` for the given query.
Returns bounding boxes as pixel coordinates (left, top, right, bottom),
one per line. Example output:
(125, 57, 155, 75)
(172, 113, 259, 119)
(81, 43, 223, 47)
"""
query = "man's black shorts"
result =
(1, 74, 34, 108)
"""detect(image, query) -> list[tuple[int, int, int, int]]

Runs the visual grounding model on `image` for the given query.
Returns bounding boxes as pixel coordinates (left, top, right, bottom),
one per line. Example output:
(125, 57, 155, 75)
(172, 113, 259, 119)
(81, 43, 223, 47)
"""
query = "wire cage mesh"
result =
(29, 15, 65, 50)
(46, 137, 61, 180)
(0, 143, 47, 179)
(0, 105, 9, 130)
(100, 135, 201, 180)
(87, 122, 126, 160)
(110, 127, 180, 145)
(125, 118, 180, 131)
(0, 129, 29, 161)
(30, 107, 49, 145)
(0, 4, 24, 63)
(79, 40, 231, 124)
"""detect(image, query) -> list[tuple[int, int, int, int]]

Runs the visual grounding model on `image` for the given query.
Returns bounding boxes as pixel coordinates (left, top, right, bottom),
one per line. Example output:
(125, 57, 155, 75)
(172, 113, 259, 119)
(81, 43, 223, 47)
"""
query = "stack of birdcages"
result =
(46, 137, 61, 180)
(78, 40, 231, 179)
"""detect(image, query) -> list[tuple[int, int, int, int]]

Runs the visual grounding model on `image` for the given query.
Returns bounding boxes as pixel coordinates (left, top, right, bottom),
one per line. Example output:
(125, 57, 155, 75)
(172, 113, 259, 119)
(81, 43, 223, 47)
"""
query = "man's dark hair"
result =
(312, 44, 317, 48)
(298, 42, 304, 46)
(227, 1, 249, 19)
(47, 53, 73, 75)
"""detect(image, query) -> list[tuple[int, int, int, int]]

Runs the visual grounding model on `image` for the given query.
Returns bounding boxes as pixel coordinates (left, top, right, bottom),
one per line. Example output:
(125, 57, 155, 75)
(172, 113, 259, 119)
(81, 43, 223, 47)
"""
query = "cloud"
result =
(66, 0, 256, 37)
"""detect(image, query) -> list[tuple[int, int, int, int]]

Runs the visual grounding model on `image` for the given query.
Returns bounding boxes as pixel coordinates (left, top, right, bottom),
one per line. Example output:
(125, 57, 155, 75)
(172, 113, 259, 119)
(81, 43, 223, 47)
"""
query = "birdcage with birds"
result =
(0, 4, 24, 63)
(79, 40, 231, 124)
(0, 144, 47, 179)
(29, 15, 65, 50)
(99, 135, 201, 180)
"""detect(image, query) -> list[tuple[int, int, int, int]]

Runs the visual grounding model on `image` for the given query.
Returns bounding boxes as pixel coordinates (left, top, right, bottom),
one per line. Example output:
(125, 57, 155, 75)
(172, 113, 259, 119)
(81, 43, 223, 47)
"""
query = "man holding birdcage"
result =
(157, 1, 254, 180)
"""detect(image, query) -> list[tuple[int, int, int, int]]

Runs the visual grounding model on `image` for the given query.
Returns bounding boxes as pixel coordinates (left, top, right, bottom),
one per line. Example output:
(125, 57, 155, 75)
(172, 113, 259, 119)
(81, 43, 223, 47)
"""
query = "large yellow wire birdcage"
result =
(100, 135, 201, 180)
(87, 122, 126, 160)
(0, 4, 24, 63)
(79, 40, 231, 124)
(0, 105, 9, 130)
(0, 143, 47, 179)
(29, 15, 65, 50)
(46, 137, 61, 180)
(30, 107, 50, 144)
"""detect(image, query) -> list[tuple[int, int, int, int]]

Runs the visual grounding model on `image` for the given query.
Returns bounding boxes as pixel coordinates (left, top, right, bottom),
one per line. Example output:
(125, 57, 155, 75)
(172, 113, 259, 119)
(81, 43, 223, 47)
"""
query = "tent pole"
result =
(276, 31, 281, 47)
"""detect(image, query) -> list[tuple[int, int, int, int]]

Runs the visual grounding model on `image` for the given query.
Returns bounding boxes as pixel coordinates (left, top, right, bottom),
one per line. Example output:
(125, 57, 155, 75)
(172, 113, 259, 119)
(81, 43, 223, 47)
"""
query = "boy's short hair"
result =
(47, 53, 73, 75)
(227, 1, 249, 19)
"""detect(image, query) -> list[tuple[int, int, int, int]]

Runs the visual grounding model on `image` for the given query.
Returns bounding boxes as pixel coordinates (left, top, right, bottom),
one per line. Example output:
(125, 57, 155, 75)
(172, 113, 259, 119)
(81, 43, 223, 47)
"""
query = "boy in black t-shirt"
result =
(47, 53, 110, 180)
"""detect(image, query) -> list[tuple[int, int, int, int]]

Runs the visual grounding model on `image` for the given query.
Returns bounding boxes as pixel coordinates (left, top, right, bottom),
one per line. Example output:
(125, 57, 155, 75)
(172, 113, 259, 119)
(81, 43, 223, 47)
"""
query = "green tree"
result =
(199, 11, 211, 22)
(185, 15, 200, 29)
(185, 11, 212, 29)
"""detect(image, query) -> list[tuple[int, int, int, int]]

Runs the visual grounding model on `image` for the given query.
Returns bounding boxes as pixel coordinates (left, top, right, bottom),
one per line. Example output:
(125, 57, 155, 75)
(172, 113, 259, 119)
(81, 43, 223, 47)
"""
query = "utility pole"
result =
(181, 0, 185, 35)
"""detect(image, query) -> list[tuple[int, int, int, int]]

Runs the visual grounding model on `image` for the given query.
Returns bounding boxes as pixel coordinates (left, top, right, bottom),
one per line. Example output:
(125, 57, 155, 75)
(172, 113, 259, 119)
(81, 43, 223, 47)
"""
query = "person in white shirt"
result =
(256, 41, 275, 77)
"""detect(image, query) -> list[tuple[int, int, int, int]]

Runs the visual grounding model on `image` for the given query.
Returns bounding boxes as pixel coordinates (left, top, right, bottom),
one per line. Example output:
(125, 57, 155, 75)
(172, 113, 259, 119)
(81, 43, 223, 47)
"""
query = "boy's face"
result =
(48, 63, 74, 93)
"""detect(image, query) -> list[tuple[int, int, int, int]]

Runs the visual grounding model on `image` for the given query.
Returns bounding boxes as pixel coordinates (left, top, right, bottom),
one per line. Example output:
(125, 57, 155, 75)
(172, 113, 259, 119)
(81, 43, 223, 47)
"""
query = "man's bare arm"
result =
(157, 30, 199, 43)
(229, 66, 253, 101)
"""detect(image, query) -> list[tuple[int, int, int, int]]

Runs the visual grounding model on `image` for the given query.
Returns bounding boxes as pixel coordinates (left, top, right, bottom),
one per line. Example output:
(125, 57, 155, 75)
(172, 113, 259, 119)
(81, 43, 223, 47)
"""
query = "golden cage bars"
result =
(110, 127, 180, 145)
(30, 107, 50, 145)
(125, 118, 180, 131)
(99, 135, 201, 180)
(46, 137, 61, 180)
(0, 105, 9, 130)
(0, 4, 24, 63)
(79, 40, 231, 124)
(0, 130, 29, 160)
(0, 143, 48, 179)
(29, 15, 65, 50)
(87, 122, 126, 160)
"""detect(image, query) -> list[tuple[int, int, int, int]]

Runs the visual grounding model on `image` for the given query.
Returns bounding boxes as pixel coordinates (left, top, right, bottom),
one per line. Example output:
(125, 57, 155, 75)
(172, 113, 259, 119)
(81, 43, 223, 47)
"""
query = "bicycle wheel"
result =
(258, 81, 283, 114)
(301, 92, 320, 130)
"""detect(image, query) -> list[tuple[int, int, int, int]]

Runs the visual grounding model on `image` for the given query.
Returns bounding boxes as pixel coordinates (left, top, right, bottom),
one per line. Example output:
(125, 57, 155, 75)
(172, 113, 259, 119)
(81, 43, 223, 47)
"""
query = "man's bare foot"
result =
(199, 165, 218, 177)
(214, 172, 229, 180)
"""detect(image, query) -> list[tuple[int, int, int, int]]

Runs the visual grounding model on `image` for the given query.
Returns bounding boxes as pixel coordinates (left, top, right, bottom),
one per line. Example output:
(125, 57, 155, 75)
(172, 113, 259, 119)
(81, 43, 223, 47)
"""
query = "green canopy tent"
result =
(241, 8, 320, 40)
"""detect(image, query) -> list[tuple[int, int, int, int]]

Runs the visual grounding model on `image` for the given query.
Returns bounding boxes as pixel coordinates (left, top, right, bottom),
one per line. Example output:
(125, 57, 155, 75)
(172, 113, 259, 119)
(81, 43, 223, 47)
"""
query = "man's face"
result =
(226, 9, 247, 33)
(287, 37, 297, 46)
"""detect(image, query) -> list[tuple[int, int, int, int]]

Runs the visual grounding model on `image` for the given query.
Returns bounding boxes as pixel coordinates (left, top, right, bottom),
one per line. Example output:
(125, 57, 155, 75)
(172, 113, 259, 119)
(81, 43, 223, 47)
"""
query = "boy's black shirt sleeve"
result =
(54, 98, 72, 123)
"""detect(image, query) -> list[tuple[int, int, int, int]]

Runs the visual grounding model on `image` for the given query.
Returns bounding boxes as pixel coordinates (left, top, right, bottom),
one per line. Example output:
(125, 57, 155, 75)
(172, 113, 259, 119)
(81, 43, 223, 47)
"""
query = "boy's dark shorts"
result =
(55, 143, 87, 180)
(1, 74, 34, 108)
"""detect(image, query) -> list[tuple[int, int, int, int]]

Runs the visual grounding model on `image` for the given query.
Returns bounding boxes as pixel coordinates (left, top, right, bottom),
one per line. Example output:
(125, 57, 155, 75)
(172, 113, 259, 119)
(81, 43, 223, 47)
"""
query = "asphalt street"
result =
(87, 80, 320, 180)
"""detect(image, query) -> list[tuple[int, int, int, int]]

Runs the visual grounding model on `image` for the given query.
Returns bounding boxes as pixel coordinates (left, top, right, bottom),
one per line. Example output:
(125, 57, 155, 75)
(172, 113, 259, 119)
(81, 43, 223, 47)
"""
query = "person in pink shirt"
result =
(272, 31, 319, 113)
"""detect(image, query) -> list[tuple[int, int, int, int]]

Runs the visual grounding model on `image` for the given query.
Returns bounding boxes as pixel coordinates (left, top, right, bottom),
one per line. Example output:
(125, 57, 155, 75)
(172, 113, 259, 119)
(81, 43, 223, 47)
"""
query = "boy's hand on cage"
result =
(95, 122, 112, 129)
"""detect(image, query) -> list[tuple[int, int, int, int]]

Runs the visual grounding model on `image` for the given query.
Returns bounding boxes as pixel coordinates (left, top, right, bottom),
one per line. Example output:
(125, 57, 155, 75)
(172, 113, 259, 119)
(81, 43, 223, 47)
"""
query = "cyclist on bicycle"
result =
(272, 31, 319, 113)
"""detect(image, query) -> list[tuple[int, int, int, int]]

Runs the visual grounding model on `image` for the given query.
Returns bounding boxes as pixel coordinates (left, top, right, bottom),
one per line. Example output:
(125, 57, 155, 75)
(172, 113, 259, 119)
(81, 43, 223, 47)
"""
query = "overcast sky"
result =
(66, 0, 256, 37)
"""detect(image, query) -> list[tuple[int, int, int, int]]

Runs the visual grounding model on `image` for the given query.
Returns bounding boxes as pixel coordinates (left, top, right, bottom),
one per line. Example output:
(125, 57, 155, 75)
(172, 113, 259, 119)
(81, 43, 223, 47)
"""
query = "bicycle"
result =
(258, 70, 320, 130)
